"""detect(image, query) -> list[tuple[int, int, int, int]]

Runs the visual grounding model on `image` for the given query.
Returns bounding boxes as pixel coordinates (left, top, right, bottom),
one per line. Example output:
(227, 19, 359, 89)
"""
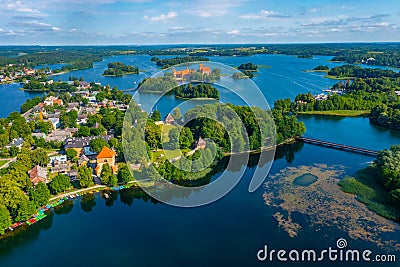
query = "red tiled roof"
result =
(96, 146, 116, 159)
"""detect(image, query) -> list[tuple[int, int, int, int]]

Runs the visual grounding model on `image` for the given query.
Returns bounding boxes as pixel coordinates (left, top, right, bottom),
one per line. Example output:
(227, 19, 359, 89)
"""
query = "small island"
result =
(174, 84, 220, 100)
(234, 62, 258, 79)
(102, 62, 139, 77)
(151, 56, 209, 69)
(312, 65, 329, 72)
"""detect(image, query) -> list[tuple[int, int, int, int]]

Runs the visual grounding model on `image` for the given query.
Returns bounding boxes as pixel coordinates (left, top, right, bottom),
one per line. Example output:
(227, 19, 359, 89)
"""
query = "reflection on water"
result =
(293, 173, 318, 186)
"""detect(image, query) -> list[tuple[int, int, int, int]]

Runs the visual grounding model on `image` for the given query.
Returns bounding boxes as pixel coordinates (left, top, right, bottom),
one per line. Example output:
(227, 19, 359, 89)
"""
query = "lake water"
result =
(0, 83, 44, 118)
(293, 173, 318, 186)
(0, 53, 399, 266)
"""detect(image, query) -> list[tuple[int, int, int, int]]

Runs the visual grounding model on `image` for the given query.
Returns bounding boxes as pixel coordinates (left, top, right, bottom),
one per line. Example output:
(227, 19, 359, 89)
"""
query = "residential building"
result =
(28, 165, 48, 185)
(164, 114, 175, 125)
(48, 118, 60, 130)
(64, 134, 114, 155)
(32, 132, 46, 139)
(68, 169, 78, 181)
(5, 138, 24, 149)
(46, 128, 77, 143)
(44, 96, 63, 107)
(194, 137, 207, 149)
(78, 154, 89, 166)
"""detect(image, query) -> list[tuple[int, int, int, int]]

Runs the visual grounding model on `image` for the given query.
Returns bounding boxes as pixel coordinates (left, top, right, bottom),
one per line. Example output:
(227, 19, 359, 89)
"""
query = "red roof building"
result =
(28, 165, 49, 185)
(95, 146, 118, 176)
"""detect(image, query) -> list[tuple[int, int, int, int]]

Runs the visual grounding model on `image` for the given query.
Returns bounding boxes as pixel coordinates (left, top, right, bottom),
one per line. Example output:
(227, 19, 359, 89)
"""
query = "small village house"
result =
(28, 165, 48, 185)
(5, 138, 24, 150)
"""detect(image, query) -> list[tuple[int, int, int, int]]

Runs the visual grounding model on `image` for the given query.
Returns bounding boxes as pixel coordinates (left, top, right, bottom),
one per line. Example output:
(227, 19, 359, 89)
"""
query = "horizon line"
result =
(1, 41, 400, 47)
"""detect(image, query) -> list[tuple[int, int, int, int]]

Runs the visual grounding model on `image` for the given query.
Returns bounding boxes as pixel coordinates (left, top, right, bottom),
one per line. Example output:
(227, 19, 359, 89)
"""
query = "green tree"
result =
(50, 174, 72, 194)
(66, 148, 78, 161)
(109, 176, 118, 187)
(179, 127, 194, 149)
(151, 110, 161, 121)
(17, 152, 32, 169)
(0, 205, 11, 234)
(78, 165, 94, 188)
(90, 138, 109, 153)
(145, 121, 161, 150)
(389, 189, 400, 207)
(29, 182, 51, 207)
(172, 108, 182, 122)
(37, 121, 54, 134)
(168, 127, 180, 150)
(76, 126, 91, 137)
(100, 164, 113, 185)
(16, 200, 36, 222)
(9, 146, 20, 157)
(31, 148, 49, 167)
(117, 163, 134, 184)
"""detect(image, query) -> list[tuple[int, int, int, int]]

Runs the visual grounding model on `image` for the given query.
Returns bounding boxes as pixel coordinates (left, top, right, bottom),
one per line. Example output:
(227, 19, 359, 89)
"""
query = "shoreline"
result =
(102, 71, 139, 77)
(297, 110, 370, 117)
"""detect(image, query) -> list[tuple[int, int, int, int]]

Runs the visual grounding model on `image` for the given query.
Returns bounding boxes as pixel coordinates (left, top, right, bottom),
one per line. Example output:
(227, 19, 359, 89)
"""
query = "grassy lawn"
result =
(44, 148, 60, 154)
(160, 124, 176, 143)
(0, 160, 8, 168)
(151, 148, 190, 162)
(339, 167, 400, 221)
(297, 110, 370, 117)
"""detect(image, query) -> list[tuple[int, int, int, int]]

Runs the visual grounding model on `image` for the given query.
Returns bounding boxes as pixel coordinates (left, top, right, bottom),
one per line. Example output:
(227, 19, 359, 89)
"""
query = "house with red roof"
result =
(95, 146, 118, 176)
(28, 165, 49, 185)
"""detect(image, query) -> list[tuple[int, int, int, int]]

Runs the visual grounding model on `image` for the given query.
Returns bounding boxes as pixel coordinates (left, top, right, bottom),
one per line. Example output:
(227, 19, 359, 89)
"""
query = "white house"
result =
(49, 118, 60, 130)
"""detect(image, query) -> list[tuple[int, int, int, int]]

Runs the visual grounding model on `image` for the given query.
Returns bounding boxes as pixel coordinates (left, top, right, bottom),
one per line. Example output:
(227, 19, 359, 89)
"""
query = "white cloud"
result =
(341, 5, 355, 10)
(183, 0, 248, 17)
(227, 29, 240, 35)
(239, 9, 288, 19)
(375, 22, 389, 27)
(169, 26, 185, 30)
(0, 0, 40, 13)
(52, 27, 62, 31)
(144, 11, 177, 22)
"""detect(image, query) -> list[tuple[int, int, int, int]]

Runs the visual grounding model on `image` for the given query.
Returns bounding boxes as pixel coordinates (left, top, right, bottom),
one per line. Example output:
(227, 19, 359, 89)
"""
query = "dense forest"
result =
(137, 75, 178, 92)
(313, 65, 329, 71)
(238, 62, 258, 71)
(102, 62, 139, 77)
(291, 65, 400, 130)
(375, 145, 400, 207)
(23, 81, 77, 92)
(150, 56, 209, 69)
(328, 65, 400, 79)
(173, 84, 220, 99)
(236, 62, 258, 78)
(2, 43, 400, 70)
(332, 52, 400, 68)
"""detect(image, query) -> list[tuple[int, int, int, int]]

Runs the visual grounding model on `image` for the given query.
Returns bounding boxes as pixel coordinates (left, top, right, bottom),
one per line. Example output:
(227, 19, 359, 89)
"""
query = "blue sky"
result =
(0, 0, 399, 45)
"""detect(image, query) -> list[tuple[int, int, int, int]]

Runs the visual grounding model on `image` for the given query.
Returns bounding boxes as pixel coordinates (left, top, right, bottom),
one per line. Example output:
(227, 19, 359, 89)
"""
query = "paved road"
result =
(49, 184, 106, 201)
(0, 157, 16, 169)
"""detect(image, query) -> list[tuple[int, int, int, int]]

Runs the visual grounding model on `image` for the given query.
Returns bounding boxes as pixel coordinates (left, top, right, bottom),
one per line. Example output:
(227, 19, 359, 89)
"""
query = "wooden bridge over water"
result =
(295, 136, 378, 156)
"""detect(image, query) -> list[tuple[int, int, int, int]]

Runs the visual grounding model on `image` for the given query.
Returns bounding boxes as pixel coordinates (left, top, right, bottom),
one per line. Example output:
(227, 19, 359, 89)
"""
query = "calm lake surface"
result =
(0, 54, 399, 266)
